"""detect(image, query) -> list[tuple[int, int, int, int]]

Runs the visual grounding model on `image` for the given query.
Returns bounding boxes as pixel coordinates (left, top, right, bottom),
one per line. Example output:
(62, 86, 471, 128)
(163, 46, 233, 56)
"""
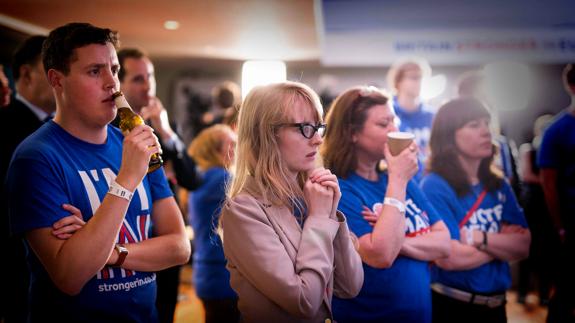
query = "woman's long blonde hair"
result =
(227, 81, 323, 209)
(188, 124, 235, 171)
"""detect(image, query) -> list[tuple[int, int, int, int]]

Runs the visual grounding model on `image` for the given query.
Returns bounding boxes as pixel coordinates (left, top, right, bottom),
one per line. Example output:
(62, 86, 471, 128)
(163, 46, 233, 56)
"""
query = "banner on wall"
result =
(318, 0, 575, 66)
(321, 29, 575, 66)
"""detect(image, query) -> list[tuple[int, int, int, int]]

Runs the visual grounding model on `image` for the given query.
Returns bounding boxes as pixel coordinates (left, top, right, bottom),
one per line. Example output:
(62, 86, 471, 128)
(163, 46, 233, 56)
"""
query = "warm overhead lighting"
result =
(164, 20, 180, 30)
(241, 60, 287, 99)
(483, 61, 533, 111)
(421, 74, 447, 101)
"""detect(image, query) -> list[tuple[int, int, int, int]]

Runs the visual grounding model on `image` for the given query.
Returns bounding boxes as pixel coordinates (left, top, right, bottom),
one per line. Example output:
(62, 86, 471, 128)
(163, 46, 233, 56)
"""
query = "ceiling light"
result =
(421, 74, 447, 101)
(164, 20, 180, 30)
(241, 60, 287, 99)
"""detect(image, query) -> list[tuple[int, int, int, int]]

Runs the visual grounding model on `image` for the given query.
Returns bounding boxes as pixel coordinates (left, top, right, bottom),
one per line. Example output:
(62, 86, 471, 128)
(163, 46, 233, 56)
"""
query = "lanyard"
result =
(458, 189, 488, 228)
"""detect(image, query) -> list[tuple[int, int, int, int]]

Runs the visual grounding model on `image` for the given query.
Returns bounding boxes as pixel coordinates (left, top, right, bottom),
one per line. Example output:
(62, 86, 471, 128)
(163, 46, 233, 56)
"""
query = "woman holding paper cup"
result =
(321, 86, 451, 323)
(420, 97, 530, 322)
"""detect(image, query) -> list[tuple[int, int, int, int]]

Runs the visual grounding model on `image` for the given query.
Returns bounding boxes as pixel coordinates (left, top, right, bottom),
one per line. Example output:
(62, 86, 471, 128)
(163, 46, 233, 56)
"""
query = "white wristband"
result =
(383, 197, 406, 214)
(108, 180, 133, 202)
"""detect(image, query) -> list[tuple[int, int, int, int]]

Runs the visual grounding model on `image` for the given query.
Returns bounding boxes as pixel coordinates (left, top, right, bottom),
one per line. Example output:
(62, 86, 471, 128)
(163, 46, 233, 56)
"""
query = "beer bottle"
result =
(112, 91, 162, 173)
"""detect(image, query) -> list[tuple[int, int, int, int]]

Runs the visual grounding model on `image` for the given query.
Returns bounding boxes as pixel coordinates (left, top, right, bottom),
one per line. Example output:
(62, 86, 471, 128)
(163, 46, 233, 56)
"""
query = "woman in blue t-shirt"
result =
(321, 86, 451, 322)
(187, 124, 239, 323)
(420, 97, 530, 323)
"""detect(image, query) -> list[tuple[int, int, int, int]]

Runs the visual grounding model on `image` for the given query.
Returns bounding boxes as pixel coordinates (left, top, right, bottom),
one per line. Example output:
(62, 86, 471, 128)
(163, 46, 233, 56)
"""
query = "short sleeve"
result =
(420, 174, 461, 240)
(408, 180, 442, 225)
(338, 182, 374, 238)
(147, 166, 173, 201)
(7, 156, 71, 235)
(537, 121, 561, 169)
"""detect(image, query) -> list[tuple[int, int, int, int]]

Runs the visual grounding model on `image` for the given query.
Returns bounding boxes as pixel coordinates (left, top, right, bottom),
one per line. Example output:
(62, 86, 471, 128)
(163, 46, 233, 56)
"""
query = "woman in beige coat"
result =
(220, 81, 363, 322)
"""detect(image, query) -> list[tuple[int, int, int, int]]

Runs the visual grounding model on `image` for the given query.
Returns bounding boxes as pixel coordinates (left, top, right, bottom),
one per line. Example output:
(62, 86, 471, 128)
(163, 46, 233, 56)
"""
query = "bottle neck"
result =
(113, 93, 134, 111)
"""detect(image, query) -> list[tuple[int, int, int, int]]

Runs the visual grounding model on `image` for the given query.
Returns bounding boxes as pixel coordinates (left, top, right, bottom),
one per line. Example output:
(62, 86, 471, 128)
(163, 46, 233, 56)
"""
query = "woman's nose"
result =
(481, 122, 491, 137)
(310, 131, 323, 145)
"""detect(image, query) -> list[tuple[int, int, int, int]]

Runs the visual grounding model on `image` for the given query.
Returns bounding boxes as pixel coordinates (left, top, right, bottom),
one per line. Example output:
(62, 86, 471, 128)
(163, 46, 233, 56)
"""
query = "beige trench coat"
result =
(221, 180, 364, 323)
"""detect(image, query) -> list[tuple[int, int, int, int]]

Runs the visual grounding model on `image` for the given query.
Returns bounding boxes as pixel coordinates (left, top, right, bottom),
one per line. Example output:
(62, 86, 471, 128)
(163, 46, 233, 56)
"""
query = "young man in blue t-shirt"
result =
(538, 63, 575, 322)
(387, 58, 435, 181)
(5, 23, 191, 323)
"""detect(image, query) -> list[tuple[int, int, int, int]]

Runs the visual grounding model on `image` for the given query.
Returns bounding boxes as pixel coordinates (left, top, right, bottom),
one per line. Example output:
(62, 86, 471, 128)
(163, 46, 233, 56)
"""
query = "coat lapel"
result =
(243, 176, 334, 317)
(243, 177, 303, 260)
(270, 205, 303, 254)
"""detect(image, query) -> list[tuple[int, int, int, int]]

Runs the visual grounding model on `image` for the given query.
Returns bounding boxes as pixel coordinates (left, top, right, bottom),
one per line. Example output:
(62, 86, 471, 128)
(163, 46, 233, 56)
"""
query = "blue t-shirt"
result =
(537, 111, 575, 219)
(189, 167, 236, 300)
(6, 121, 172, 323)
(332, 172, 442, 323)
(420, 173, 528, 294)
(393, 97, 435, 181)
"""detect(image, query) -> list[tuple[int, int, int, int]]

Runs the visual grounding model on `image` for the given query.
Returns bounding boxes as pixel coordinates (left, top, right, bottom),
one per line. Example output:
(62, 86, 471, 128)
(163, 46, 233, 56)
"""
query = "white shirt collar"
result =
(15, 93, 51, 121)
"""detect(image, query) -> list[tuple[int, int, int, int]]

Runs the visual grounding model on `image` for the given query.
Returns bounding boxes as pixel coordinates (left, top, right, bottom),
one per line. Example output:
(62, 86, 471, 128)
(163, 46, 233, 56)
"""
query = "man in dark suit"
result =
(0, 35, 56, 323)
(117, 47, 201, 323)
(117, 48, 202, 191)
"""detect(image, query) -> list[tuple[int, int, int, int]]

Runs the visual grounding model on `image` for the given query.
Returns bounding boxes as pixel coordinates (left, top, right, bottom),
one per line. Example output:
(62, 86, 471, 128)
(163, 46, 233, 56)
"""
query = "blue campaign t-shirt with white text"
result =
(6, 121, 172, 323)
(332, 172, 442, 323)
(420, 173, 527, 294)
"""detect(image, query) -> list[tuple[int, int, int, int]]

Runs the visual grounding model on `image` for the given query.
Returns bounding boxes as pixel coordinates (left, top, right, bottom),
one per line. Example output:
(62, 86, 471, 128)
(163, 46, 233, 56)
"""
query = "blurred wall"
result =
(153, 59, 570, 147)
(1, 24, 569, 148)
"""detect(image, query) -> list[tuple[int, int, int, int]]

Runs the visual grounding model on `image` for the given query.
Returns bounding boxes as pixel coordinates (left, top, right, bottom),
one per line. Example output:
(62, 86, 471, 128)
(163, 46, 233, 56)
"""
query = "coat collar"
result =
(244, 176, 303, 253)
(242, 175, 334, 314)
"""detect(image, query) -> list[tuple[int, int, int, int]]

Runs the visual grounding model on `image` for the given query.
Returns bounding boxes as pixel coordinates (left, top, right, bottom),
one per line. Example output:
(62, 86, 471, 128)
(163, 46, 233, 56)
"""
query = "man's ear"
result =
(47, 69, 63, 89)
(19, 64, 33, 85)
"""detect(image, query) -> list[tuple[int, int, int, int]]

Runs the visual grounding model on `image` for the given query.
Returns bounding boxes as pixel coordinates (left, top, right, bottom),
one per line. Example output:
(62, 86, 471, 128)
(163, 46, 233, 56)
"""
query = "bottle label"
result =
(113, 94, 131, 108)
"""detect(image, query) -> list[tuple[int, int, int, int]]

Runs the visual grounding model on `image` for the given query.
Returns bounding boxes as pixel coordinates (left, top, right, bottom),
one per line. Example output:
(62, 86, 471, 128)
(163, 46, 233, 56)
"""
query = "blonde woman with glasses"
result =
(220, 81, 363, 323)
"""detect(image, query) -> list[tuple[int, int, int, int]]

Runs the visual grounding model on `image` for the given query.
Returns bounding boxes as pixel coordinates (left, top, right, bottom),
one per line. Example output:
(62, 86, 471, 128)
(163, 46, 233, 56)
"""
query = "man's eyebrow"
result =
(84, 63, 106, 70)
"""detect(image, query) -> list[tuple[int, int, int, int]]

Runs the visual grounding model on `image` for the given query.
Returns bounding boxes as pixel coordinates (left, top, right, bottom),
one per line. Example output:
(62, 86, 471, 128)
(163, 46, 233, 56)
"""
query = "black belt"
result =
(431, 283, 506, 308)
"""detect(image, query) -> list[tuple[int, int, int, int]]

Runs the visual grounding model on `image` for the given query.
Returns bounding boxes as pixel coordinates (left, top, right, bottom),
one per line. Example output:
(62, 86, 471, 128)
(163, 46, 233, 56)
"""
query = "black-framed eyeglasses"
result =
(276, 123, 327, 139)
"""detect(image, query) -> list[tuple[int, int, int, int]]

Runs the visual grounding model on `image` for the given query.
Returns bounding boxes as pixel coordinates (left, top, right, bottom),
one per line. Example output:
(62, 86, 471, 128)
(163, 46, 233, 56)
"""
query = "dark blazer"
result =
(0, 97, 46, 323)
(1, 98, 45, 183)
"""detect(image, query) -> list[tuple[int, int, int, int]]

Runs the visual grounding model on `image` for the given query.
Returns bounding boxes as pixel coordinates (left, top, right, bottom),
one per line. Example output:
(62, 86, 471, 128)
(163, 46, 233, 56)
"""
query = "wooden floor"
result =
(174, 265, 548, 323)
(174, 265, 204, 323)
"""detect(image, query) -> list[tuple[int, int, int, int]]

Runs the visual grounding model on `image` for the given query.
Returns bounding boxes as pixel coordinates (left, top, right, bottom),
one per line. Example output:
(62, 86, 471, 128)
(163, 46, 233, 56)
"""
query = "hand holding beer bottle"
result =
(113, 91, 163, 173)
